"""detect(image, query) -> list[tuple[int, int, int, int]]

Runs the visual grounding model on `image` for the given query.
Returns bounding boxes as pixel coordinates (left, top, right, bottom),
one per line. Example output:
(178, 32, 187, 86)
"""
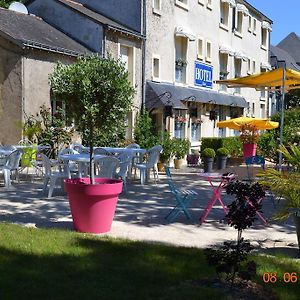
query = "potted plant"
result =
(216, 147, 229, 170)
(49, 55, 135, 234)
(258, 144, 300, 250)
(173, 138, 190, 169)
(239, 123, 260, 159)
(157, 132, 174, 172)
(175, 58, 187, 70)
(201, 148, 216, 173)
(187, 149, 200, 166)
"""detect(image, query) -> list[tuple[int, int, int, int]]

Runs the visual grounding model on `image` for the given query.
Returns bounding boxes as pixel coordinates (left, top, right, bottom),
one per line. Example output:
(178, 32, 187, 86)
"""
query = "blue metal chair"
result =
(164, 166, 199, 222)
(245, 155, 265, 182)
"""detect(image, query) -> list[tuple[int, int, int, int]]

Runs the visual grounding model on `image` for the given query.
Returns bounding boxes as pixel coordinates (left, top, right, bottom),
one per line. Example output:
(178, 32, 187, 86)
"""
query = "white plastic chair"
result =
(94, 156, 120, 179)
(94, 147, 110, 155)
(126, 143, 140, 149)
(115, 151, 133, 192)
(0, 149, 23, 187)
(41, 154, 69, 198)
(135, 145, 162, 185)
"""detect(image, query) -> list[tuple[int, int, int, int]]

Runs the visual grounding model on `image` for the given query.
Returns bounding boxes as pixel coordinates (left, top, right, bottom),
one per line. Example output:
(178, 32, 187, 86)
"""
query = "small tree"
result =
(49, 55, 135, 184)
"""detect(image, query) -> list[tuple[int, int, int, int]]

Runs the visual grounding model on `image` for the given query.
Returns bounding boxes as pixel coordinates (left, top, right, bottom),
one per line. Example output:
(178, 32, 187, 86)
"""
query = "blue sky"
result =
(247, 0, 300, 45)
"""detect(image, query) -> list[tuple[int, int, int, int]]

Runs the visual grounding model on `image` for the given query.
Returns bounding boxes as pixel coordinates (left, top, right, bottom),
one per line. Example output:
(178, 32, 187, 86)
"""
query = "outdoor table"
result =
(197, 172, 236, 225)
(59, 153, 107, 178)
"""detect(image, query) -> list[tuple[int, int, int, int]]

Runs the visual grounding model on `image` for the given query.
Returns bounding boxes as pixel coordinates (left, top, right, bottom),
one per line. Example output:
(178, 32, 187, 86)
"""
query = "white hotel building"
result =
(144, 0, 272, 148)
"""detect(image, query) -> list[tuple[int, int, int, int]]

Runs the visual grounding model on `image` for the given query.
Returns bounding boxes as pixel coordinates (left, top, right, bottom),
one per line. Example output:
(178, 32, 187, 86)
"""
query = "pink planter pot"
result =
(64, 178, 123, 234)
(243, 143, 257, 159)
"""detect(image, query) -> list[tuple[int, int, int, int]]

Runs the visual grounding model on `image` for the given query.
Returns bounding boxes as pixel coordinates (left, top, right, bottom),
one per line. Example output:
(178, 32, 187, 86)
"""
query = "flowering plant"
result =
(175, 115, 187, 123)
(192, 118, 203, 124)
(239, 123, 260, 144)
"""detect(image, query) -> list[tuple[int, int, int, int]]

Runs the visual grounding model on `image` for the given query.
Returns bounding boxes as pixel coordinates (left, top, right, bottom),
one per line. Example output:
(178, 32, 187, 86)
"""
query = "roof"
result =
(146, 81, 248, 110)
(56, 0, 143, 39)
(277, 32, 300, 64)
(242, 0, 272, 23)
(0, 8, 90, 56)
(270, 45, 300, 72)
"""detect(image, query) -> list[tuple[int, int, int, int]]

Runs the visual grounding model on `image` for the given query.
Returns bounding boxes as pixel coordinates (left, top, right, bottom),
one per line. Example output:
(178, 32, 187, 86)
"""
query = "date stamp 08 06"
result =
(263, 272, 298, 284)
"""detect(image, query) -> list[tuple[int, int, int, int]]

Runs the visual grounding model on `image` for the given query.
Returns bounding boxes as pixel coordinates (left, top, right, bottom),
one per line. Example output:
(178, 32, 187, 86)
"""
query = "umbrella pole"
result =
(278, 66, 286, 171)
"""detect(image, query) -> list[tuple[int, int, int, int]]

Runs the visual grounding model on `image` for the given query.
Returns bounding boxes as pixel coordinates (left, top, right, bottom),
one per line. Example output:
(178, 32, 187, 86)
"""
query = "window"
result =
(152, 55, 160, 80)
(236, 11, 243, 34)
(252, 103, 255, 117)
(191, 122, 201, 141)
(261, 28, 268, 48)
(174, 111, 186, 139)
(207, 0, 212, 10)
(234, 58, 242, 94)
(153, 0, 161, 14)
(197, 37, 204, 60)
(260, 68, 267, 99)
(119, 44, 135, 85)
(253, 18, 257, 34)
(206, 40, 212, 62)
(247, 58, 251, 74)
(252, 60, 256, 73)
(175, 36, 188, 83)
(220, 2, 229, 27)
(248, 15, 252, 32)
(260, 103, 266, 118)
(51, 99, 65, 116)
(219, 53, 228, 91)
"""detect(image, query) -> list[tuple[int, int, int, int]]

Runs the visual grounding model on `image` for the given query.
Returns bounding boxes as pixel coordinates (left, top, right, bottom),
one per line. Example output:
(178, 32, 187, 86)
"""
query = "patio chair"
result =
(94, 147, 110, 155)
(135, 145, 162, 185)
(115, 151, 133, 192)
(126, 143, 140, 149)
(245, 155, 265, 182)
(94, 156, 120, 179)
(41, 154, 69, 198)
(0, 149, 22, 187)
(164, 166, 199, 222)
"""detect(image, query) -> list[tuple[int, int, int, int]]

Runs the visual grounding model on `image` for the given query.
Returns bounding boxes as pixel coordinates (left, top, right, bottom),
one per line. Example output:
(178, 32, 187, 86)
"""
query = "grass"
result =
(0, 222, 300, 300)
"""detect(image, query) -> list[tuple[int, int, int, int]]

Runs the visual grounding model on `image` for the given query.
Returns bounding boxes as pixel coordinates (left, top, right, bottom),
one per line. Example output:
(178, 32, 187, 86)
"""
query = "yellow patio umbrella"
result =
(217, 117, 279, 131)
(216, 67, 300, 169)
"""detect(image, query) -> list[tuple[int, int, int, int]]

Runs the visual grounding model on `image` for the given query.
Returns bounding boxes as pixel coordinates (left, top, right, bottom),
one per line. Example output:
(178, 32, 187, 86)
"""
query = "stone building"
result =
(145, 0, 272, 149)
(26, 0, 144, 140)
(0, 7, 89, 144)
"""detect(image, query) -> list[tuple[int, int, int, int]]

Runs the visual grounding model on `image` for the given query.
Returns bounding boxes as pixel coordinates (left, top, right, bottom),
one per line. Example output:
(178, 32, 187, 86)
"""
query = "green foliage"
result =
(258, 144, 300, 221)
(201, 138, 223, 152)
(158, 131, 174, 163)
(173, 138, 190, 159)
(201, 148, 216, 158)
(216, 147, 229, 157)
(222, 137, 242, 158)
(286, 89, 300, 108)
(0, 0, 25, 8)
(134, 111, 158, 149)
(49, 55, 134, 149)
(258, 108, 300, 162)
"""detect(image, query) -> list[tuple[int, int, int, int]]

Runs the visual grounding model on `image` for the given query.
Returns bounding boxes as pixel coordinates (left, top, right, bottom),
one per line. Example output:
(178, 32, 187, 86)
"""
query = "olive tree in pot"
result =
(201, 148, 216, 173)
(173, 138, 190, 169)
(157, 131, 173, 172)
(258, 144, 300, 250)
(49, 55, 135, 234)
(216, 147, 229, 170)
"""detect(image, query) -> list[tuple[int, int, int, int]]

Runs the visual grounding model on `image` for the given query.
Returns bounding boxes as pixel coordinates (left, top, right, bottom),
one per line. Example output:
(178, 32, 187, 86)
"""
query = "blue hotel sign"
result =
(194, 61, 213, 89)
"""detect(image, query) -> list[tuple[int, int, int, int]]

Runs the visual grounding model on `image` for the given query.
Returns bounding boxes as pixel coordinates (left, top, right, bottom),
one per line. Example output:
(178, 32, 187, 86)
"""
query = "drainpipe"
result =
(141, 0, 147, 113)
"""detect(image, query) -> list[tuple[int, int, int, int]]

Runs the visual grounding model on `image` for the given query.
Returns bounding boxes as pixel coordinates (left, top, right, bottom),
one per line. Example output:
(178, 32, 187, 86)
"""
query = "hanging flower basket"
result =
(175, 116, 187, 123)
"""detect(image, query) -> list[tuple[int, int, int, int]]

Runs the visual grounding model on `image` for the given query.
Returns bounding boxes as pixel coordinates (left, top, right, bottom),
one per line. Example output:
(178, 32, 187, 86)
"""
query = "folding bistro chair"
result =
(164, 166, 199, 222)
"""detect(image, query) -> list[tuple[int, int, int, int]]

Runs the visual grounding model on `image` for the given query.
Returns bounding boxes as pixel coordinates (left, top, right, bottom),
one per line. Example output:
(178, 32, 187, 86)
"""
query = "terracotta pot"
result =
(64, 178, 123, 234)
(157, 162, 166, 172)
(174, 158, 184, 169)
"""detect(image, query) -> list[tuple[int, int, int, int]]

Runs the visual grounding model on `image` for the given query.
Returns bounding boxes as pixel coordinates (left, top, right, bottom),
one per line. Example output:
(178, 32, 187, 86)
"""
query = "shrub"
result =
(201, 138, 223, 152)
(216, 147, 229, 156)
(222, 137, 242, 158)
(158, 131, 174, 163)
(201, 148, 216, 158)
(173, 138, 190, 159)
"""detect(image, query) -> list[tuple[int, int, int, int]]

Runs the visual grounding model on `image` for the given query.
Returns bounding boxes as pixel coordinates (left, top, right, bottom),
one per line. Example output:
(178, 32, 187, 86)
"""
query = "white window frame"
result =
(197, 37, 204, 60)
(247, 58, 252, 75)
(261, 28, 268, 50)
(152, 54, 161, 81)
(220, 2, 229, 30)
(253, 18, 257, 35)
(235, 11, 243, 37)
(205, 40, 212, 62)
(152, 0, 161, 15)
(198, 0, 204, 6)
(175, 0, 189, 11)
(248, 15, 252, 32)
(252, 60, 256, 74)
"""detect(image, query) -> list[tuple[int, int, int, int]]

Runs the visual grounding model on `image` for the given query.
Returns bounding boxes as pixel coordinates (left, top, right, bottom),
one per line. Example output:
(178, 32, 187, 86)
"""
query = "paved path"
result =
(0, 165, 298, 256)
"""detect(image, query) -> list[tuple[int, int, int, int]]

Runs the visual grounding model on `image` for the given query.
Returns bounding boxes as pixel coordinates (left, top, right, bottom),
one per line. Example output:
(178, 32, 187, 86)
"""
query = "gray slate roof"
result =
(270, 45, 300, 72)
(0, 8, 90, 56)
(277, 32, 300, 64)
(56, 0, 143, 38)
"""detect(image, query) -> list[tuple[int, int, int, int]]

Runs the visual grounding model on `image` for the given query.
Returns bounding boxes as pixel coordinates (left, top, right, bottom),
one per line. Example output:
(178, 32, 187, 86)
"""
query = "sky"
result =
(247, 0, 300, 45)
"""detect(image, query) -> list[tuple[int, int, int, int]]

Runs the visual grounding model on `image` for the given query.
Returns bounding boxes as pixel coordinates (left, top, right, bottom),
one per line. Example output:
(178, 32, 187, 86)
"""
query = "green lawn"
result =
(0, 223, 299, 299)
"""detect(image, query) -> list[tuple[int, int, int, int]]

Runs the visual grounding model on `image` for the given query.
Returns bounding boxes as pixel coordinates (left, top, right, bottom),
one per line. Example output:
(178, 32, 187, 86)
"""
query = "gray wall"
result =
(27, 0, 103, 52)
(76, 0, 142, 33)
